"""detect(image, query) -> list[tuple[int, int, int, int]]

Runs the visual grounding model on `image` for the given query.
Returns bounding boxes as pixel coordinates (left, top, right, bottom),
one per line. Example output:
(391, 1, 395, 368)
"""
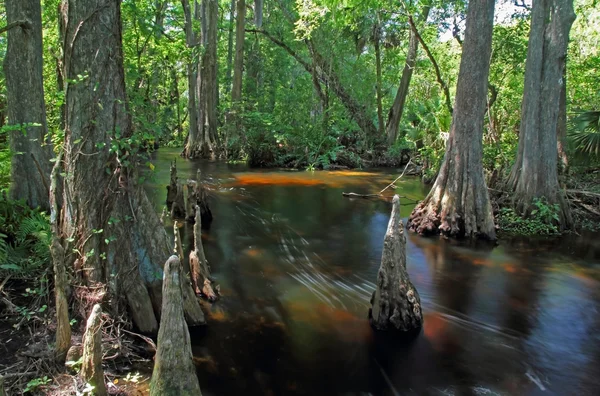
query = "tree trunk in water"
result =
(407, 0, 496, 240)
(370, 195, 423, 332)
(181, 0, 200, 158)
(80, 304, 107, 396)
(232, 0, 246, 103)
(507, 0, 575, 229)
(386, 7, 431, 145)
(4, 0, 52, 210)
(557, 68, 569, 176)
(61, 0, 204, 333)
(202, 0, 219, 156)
(0, 374, 5, 396)
(150, 255, 202, 396)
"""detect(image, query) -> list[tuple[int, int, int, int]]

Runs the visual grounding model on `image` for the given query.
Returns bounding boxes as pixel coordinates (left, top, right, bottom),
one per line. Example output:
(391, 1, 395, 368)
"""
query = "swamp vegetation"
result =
(0, 0, 599, 394)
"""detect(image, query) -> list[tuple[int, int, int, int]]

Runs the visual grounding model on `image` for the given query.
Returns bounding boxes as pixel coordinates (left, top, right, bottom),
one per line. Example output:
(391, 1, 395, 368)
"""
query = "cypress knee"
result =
(150, 255, 202, 395)
(189, 205, 217, 300)
(370, 195, 423, 332)
(81, 304, 107, 396)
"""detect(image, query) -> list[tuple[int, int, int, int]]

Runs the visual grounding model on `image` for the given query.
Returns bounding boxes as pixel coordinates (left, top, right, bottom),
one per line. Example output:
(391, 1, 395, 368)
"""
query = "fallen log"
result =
(369, 195, 423, 333)
(150, 255, 202, 396)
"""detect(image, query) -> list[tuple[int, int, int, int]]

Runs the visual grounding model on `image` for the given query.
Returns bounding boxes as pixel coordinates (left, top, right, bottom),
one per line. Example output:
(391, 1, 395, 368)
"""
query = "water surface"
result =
(146, 149, 600, 396)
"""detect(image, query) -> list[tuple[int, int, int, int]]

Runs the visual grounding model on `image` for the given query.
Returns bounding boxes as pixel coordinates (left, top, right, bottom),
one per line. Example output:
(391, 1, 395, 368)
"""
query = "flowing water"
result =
(146, 149, 600, 396)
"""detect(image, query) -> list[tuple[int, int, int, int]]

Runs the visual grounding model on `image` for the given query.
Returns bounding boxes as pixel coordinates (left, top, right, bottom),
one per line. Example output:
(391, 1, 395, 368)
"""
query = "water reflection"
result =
(145, 149, 600, 396)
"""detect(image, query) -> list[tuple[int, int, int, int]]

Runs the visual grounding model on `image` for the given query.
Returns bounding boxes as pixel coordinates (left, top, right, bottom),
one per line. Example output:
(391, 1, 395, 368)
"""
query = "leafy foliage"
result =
(0, 195, 51, 275)
(498, 198, 561, 236)
(569, 110, 600, 156)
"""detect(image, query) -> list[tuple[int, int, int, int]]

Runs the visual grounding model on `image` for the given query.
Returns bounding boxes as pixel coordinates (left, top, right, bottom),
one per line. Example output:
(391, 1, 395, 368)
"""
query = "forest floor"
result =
(0, 277, 153, 395)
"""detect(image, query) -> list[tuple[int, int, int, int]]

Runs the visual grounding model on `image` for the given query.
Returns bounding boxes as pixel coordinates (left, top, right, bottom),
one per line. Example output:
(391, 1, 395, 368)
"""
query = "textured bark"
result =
(557, 68, 569, 175)
(189, 206, 217, 300)
(225, 0, 236, 93)
(254, 0, 263, 27)
(173, 222, 206, 325)
(4, 0, 53, 210)
(370, 195, 423, 332)
(202, 0, 219, 155)
(507, 0, 575, 229)
(232, 0, 246, 103)
(181, 0, 200, 158)
(60, 0, 203, 333)
(386, 7, 431, 145)
(407, 0, 496, 240)
(150, 256, 202, 396)
(81, 304, 106, 396)
(50, 153, 71, 363)
(0, 374, 5, 396)
(186, 169, 213, 226)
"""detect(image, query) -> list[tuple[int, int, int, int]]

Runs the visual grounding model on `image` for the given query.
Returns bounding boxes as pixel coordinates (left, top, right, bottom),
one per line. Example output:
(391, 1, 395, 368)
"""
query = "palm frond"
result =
(568, 110, 600, 156)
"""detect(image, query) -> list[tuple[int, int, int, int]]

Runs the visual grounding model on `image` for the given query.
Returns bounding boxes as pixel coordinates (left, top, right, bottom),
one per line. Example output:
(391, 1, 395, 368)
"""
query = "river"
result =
(145, 149, 600, 396)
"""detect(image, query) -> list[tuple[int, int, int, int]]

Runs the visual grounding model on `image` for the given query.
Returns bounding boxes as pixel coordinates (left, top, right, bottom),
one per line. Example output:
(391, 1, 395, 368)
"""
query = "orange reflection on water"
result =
(230, 170, 387, 189)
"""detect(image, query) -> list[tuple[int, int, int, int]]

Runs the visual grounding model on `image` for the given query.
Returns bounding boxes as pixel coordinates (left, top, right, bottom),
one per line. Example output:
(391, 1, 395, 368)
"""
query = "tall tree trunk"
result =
(181, 0, 201, 158)
(374, 19, 384, 136)
(232, 0, 246, 103)
(386, 7, 431, 145)
(60, 0, 204, 333)
(407, 0, 496, 240)
(557, 67, 569, 175)
(254, 0, 263, 27)
(204, 0, 219, 151)
(4, 0, 52, 210)
(507, 0, 575, 229)
(225, 0, 236, 94)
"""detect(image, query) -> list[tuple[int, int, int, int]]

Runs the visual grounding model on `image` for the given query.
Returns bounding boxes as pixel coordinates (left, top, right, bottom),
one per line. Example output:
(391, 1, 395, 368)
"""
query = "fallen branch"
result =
(342, 160, 414, 199)
(566, 189, 600, 198)
(0, 20, 32, 35)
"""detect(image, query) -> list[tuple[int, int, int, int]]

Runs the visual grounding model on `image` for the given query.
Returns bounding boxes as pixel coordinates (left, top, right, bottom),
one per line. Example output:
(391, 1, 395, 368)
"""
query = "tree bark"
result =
(386, 7, 431, 145)
(254, 0, 263, 28)
(181, 0, 200, 158)
(150, 256, 202, 396)
(202, 0, 219, 155)
(370, 195, 423, 332)
(80, 304, 106, 396)
(557, 67, 569, 175)
(4, 0, 53, 210)
(189, 206, 216, 300)
(232, 0, 246, 103)
(225, 0, 236, 94)
(60, 0, 204, 333)
(507, 0, 575, 229)
(50, 152, 71, 363)
(407, 0, 496, 240)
